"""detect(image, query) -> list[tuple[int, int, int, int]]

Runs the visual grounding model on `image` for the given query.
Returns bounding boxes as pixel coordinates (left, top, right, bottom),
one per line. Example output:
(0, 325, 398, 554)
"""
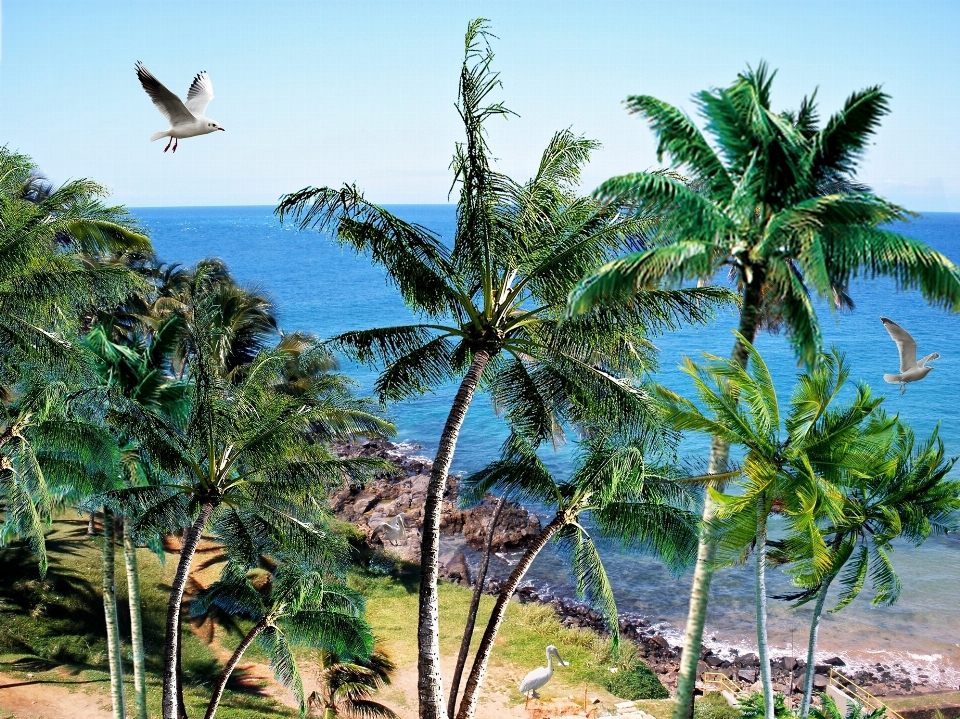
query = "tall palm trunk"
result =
(448, 496, 505, 718)
(418, 350, 491, 719)
(102, 508, 126, 719)
(800, 576, 834, 717)
(673, 271, 765, 719)
(163, 502, 215, 719)
(177, 617, 188, 719)
(204, 617, 268, 719)
(122, 524, 149, 719)
(755, 497, 774, 719)
(455, 514, 565, 719)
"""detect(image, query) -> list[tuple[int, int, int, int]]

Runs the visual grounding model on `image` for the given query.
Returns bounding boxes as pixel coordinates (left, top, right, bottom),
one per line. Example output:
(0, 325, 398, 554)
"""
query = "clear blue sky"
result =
(2, 0, 959, 210)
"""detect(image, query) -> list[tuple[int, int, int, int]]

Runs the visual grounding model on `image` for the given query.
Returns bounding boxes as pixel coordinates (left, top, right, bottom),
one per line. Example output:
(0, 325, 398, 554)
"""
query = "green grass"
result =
(351, 561, 672, 714)
(0, 517, 297, 719)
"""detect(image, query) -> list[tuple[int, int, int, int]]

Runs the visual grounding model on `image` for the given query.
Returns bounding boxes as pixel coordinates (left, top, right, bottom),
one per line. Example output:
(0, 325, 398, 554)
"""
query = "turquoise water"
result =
(134, 205, 960, 684)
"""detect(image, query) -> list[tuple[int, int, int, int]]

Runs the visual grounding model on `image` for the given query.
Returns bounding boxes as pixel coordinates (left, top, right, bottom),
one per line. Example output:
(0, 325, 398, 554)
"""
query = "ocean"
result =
(133, 204, 960, 687)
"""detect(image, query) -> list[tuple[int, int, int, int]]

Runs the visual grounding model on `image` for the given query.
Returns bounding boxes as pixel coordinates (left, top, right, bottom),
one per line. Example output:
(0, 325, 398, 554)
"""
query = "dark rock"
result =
(705, 655, 724, 667)
(739, 669, 758, 682)
(824, 657, 846, 667)
(813, 675, 829, 689)
(740, 653, 760, 667)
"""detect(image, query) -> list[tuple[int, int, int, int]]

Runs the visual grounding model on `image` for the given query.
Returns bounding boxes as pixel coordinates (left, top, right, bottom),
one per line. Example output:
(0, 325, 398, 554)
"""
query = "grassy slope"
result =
(0, 519, 674, 718)
(0, 517, 296, 719)
(352, 565, 674, 718)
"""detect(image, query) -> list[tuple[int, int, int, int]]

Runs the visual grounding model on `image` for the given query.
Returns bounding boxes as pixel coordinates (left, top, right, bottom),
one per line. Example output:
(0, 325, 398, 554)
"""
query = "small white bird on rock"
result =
(880, 316, 939, 394)
(519, 645, 568, 705)
(136, 62, 225, 152)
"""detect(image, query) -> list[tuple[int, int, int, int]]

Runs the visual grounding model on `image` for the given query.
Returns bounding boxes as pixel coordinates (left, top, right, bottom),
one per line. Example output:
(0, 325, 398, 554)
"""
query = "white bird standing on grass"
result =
(880, 316, 939, 394)
(135, 62, 225, 152)
(519, 645, 568, 705)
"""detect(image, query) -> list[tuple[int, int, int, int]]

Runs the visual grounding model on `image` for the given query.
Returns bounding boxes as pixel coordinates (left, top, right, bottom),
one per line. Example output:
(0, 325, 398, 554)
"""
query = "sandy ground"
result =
(0, 672, 114, 719)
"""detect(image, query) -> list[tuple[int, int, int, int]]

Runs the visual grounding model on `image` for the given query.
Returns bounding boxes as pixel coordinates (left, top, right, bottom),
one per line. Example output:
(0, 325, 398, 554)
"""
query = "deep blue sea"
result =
(133, 205, 960, 684)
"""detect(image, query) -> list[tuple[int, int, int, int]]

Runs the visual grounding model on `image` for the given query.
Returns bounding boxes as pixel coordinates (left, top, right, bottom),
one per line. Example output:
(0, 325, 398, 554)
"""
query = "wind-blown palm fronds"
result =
(276, 21, 734, 719)
(453, 422, 708, 719)
(568, 65, 960, 719)
(191, 561, 373, 719)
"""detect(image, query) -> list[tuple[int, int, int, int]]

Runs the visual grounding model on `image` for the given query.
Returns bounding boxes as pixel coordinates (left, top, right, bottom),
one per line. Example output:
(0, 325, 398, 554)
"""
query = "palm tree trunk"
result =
(203, 617, 268, 719)
(755, 497, 774, 719)
(102, 508, 126, 719)
(455, 514, 565, 719)
(800, 577, 834, 718)
(122, 523, 149, 719)
(177, 617, 188, 719)
(418, 350, 491, 719)
(447, 496, 505, 718)
(673, 271, 765, 719)
(163, 502, 215, 719)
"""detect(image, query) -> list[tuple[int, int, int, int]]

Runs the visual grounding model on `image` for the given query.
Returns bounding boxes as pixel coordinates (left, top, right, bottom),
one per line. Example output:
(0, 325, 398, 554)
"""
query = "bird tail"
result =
(150, 131, 169, 141)
(883, 373, 902, 384)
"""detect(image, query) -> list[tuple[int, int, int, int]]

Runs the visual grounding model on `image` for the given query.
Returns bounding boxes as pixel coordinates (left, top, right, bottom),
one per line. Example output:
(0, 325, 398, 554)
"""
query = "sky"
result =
(1, 0, 959, 210)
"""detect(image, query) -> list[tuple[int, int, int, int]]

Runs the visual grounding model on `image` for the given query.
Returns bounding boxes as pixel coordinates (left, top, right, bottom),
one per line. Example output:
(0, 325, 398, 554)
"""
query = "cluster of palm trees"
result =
(0, 146, 399, 719)
(277, 18, 960, 719)
(4, 16, 960, 719)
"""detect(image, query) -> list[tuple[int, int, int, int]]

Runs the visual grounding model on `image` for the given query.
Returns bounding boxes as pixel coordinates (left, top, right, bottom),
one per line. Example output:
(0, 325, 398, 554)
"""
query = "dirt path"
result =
(0, 672, 112, 719)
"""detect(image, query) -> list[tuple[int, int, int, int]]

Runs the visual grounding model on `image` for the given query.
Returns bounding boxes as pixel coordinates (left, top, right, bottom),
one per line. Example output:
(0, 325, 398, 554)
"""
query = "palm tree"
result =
(453, 425, 703, 719)
(568, 66, 960, 719)
(447, 495, 504, 718)
(0, 147, 150, 377)
(655, 340, 897, 719)
(276, 21, 733, 718)
(103, 289, 395, 719)
(775, 420, 960, 717)
(191, 561, 373, 719)
(307, 641, 399, 719)
(84, 316, 190, 719)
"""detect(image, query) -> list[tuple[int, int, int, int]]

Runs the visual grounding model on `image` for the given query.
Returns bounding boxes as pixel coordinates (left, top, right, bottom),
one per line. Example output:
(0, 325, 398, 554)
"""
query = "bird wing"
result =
(880, 317, 918, 371)
(185, 71, 215, 116)
(136, 62, 194, 126)
(918, 352, 940, 367)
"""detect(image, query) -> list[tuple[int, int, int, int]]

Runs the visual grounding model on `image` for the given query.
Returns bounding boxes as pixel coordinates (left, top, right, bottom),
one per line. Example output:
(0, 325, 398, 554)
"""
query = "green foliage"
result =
(695, 693, 741, 719)
(570, 64, 960, 367)
(809, 694, 886, 719)
(605, 663, 669, 700)
(737, 692, 792, 719)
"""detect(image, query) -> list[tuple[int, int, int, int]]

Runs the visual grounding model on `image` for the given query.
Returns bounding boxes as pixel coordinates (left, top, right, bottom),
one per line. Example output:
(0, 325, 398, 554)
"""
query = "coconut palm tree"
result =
(774, 419, 960, 717)
(453, 423, 705, 719)
(276, 21, 733, 718)
(308, 641, 399, 719)
(191, 561, 372, 719)
(84, 316, 190, 719)
(102, 288, 395, 719)
(568, 65, 960, 719)
(0, 147, 150, 378)
(655, 339, 900, 719)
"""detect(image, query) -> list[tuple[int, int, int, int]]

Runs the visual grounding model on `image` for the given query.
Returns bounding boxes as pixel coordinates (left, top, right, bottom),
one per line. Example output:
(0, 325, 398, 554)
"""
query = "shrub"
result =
(605, 663, 669, 700)
(738, 692, 792, 719)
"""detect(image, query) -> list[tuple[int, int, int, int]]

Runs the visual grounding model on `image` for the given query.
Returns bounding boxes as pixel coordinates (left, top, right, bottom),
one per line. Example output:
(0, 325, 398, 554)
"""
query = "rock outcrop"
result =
(329, 439, 542, 563)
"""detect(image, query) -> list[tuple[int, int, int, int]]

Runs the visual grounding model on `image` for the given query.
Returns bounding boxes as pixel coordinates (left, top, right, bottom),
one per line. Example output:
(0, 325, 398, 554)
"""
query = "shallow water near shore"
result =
(136, 204, 960, 689)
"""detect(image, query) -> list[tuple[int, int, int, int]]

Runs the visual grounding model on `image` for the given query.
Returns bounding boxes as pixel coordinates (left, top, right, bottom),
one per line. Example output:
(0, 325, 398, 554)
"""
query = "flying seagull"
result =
(880, 316, 939, 394)
(519, 645, 568, 705)
(135, 62, 225, 152)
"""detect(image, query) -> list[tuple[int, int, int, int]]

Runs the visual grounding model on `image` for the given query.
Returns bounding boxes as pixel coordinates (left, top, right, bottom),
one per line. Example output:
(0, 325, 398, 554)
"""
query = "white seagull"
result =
(136, 62, 225, 153)
(519, 645, 568, 705)
(880, 316, 939, 394)
(371, 514, 407, 546)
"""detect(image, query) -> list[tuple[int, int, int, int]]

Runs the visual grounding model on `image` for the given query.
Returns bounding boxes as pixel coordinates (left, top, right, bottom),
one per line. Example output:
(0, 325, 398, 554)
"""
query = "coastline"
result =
(332, 438, 958, 698)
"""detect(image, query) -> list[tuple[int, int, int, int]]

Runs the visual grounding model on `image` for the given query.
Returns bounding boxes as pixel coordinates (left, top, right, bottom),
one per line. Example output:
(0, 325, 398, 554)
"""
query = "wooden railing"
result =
(829, 669, 905, 719)
(702, 672, 741, 695)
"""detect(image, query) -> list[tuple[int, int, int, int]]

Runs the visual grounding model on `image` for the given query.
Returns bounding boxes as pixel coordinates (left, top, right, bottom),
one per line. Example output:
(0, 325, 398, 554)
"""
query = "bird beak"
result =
(218, 127, 226, 131)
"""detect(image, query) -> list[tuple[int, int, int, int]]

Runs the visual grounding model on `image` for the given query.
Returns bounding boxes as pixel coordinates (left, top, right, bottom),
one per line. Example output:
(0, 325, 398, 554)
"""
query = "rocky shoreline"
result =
(331, 438, 948, 699)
